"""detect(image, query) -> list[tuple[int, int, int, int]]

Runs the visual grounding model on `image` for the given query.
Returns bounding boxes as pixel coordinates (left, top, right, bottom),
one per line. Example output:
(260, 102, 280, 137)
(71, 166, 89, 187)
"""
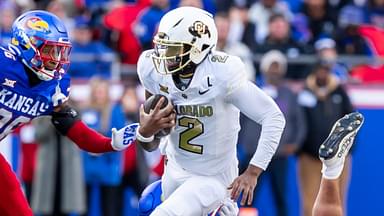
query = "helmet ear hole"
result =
(189, 46, 200, 62)
(191, 46, 199, 55)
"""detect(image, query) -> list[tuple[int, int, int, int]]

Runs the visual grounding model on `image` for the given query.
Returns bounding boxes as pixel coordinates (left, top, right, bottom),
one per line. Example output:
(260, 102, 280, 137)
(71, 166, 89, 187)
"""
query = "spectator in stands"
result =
(103, 1, 150, 65)
(297, 62, 354, 216)
(118, 86, 151, 197)
(223, 2, 257, 49)
(134, 0, 169, 50)
(69, 15, 115, 79)
(291, 13, 312, 44)
(254, 14, 311, 56)
(215, 12, 256, 81)
(80, 77, 125, 216)
(238, 50, 306, 215)
(367, 0, 384, 28)
(315, 38, 350, 83)
(299, 0, 337, 43)
(46, 1, 75, 39)
(329, 0, 351, 11)
(178, 0, 202, 8)
(336, 4, 369, 55)
(284, 0, 303, 13)
(17, 124, 38, 203)
(0, 2, 16, 47)
(81, 0, 111, 13)
(247, 0, 293, 44)
(31, 116, 86, 216)
(172, 0, 215, 14)
(254, 13, 313, 79)
(214, 0, 239, 13)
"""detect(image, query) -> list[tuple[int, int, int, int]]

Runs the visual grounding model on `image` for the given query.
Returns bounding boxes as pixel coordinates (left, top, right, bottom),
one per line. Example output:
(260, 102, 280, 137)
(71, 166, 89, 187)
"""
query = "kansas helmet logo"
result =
(188, 21, 211, 38)
(26, 17, 50, 33)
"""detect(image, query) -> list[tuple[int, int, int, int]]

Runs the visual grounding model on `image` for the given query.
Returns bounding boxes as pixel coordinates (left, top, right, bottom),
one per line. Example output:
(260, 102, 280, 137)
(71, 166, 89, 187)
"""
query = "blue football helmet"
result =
(11, 10, 71, 81)
(139, 180, 163, 216)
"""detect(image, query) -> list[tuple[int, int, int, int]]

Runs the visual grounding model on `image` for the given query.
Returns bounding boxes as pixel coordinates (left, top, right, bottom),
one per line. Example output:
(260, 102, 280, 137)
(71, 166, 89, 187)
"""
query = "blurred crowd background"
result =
(0, 0, 383, 215)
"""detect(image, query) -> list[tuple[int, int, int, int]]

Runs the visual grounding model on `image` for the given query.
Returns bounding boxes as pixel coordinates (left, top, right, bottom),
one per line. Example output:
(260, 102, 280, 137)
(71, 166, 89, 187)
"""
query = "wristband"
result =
(136, 126, 155, 143)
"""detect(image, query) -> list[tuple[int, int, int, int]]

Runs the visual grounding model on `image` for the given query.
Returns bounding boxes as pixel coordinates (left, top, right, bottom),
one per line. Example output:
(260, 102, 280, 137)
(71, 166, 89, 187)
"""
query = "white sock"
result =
(321, 158, 345, 180)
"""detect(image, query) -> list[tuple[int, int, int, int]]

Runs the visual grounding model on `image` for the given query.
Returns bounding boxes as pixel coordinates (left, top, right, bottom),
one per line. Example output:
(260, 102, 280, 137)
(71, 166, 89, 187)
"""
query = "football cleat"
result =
(319, 112, 364, 163)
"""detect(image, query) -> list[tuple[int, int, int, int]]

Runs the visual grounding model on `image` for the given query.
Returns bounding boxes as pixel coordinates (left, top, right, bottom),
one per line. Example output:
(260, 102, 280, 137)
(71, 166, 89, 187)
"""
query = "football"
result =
(143, 94, 174, 137)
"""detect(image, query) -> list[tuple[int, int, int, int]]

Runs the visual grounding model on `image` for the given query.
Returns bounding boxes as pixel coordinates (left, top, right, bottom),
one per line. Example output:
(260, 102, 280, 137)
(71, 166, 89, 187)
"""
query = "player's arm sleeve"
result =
(97, 44, 115, 77)
(50, 76, 113, 153)
(51, 104, 114, 153)
(225, 58, 286, 170)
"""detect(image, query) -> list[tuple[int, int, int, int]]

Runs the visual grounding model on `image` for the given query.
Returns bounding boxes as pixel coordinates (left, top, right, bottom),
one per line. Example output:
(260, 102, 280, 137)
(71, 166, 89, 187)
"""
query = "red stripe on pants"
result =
(0, 154, 33, 216)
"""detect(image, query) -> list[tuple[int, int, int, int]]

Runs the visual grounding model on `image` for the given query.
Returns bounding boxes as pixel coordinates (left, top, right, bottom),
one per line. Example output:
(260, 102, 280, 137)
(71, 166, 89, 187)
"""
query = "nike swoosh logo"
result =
(198, 89, 210, 95)
(198, 77, 213, 95)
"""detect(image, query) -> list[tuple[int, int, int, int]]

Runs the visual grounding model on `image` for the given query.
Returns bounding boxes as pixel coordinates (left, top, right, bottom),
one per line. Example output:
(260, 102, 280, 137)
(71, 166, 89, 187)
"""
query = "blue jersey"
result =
(0, 46, 70, 140)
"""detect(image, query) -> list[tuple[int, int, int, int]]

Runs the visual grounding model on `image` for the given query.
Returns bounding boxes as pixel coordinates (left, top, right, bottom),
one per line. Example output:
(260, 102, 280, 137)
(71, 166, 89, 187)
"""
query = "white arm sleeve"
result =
(228, 81, 286, 170)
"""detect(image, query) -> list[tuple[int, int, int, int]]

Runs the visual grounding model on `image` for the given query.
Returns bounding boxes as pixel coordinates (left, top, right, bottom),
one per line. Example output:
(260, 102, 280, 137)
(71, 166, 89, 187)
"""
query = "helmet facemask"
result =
(152, 34, 195, 75)
(150, 7, 218, 75)
(29, 36, 71, 80)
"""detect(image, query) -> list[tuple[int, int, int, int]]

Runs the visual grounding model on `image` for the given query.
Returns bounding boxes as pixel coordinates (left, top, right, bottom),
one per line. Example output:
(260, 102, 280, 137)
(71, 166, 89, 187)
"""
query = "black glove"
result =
(51, 105, 80, 135)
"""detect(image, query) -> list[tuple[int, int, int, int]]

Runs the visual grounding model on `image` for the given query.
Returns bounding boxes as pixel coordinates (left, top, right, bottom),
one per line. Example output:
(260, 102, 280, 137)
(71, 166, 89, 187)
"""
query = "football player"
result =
(0, 10, 153, 216)
(313, 112, 363, 216)
(136, 7, 286, 215)
(138, 112, 364, 216)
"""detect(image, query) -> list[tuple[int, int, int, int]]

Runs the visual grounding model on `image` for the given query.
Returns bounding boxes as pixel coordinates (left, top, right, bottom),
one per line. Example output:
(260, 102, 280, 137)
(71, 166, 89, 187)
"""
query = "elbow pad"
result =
(51, 106, 80, 135)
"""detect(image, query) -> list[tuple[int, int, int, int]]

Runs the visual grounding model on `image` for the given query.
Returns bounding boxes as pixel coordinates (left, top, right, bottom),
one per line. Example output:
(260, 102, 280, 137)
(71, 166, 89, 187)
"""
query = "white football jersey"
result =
(137, 50, 247, 175)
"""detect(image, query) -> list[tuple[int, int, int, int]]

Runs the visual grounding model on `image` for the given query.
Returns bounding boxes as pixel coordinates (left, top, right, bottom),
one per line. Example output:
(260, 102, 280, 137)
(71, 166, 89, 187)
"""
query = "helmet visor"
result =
(152, 37, 192, 74)
(33, 37, 71, 78)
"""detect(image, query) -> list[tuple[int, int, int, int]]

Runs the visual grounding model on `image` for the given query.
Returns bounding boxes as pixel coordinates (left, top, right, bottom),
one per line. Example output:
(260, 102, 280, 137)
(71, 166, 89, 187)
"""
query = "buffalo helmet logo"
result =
(188, 21, 211, 38)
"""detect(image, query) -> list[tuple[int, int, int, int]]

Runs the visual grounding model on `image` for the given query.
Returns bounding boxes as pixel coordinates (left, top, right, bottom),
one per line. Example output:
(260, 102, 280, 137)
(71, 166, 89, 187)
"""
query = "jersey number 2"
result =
(178, 117, 204, 154)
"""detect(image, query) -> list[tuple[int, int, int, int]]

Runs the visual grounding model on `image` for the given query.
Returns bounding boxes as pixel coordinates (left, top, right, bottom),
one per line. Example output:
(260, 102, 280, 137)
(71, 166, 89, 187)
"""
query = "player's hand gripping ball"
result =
(143, 94, 175, 137)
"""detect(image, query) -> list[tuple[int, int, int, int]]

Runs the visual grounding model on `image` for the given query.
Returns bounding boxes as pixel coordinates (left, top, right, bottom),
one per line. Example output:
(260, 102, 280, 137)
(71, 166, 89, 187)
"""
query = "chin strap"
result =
(176, 63, 196, 77)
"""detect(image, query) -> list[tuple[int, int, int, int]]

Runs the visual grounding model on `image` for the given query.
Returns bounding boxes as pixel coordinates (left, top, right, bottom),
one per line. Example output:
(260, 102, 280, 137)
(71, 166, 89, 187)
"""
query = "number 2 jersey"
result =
(0, 46, 70, 140)
(137, 50, 249, 176)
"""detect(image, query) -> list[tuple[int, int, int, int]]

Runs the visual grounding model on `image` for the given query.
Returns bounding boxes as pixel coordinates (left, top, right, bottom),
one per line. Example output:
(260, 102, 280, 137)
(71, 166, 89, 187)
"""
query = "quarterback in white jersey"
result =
(136, 7, 286, 216)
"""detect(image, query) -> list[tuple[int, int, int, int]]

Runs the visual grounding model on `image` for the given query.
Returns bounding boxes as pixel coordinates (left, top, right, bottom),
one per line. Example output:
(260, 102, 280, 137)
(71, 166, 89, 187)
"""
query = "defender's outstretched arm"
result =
(51, 103, 138, 153)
